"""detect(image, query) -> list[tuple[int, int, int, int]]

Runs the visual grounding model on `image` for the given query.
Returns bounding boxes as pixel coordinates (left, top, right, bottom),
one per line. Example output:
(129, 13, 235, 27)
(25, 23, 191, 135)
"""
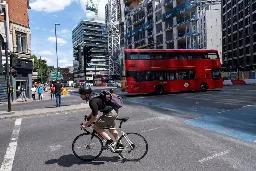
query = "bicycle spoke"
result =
(72, 133, 103, 161)
(117, 133, 148, 161)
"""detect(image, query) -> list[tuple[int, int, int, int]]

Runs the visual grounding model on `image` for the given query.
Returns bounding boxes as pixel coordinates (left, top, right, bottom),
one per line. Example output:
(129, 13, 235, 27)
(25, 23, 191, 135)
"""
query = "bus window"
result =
(137, 72, 145, 82)
(187, 53, 208, 59)
(208, 53, 219, 59)
(130, 54, 139, 59)
(189, 70, 195, 79)
(150, 53, 164, 60)
(212, 69, 222, 80)
(139, 54, 150, 59)
(145, 71, 153, 81)
(169, 71, 175, 80)
(176, 70, 195, 80)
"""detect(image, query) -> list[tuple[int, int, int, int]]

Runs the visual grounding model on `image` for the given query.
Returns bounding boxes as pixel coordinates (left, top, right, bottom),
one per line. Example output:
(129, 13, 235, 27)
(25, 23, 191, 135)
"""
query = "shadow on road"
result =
(45, 154, 120, 167)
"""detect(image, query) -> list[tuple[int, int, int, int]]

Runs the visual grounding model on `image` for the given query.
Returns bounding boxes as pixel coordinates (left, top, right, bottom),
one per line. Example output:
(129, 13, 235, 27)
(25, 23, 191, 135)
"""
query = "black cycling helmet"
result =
(79, 86, 92, 95)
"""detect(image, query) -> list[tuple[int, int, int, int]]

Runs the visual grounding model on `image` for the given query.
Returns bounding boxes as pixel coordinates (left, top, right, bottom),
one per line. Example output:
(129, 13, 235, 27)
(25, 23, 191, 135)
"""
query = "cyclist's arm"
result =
(83, 114, 98, 127)
(83, 99, 99, 127)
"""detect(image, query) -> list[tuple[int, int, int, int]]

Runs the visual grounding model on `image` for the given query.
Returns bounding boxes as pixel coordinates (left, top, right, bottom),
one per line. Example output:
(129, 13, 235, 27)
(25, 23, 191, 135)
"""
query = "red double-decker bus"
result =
(121, 49, 223, 94)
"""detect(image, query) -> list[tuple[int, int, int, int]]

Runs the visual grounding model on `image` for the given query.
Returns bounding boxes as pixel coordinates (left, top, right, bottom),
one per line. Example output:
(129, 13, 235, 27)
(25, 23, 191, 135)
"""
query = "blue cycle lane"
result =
(126, 97, 256, 142)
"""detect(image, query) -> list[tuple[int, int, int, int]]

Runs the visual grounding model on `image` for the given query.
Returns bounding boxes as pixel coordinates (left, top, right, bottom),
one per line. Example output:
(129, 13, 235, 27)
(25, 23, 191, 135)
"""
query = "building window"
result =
(16, 31, 27, 53)
(239, 48, 243, 56)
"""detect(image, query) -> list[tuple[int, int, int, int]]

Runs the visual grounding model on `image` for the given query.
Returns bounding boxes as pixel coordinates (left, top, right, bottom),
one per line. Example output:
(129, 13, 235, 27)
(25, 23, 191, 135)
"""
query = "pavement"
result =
(0, 103, 256, 171)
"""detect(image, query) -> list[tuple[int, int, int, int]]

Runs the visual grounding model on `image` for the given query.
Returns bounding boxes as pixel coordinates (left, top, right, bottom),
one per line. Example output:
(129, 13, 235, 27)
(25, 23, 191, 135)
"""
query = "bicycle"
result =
(72, 116, 148, 162)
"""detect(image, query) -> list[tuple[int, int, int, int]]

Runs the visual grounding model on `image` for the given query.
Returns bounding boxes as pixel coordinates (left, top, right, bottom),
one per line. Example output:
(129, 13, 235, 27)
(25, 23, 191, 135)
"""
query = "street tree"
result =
(32, 55, 50, 83)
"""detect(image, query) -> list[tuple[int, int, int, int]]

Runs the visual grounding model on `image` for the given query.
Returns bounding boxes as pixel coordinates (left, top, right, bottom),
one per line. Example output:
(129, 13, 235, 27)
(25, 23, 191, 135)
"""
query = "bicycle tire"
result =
(72, 133, 103, 161)
(117, 132, 148, 161)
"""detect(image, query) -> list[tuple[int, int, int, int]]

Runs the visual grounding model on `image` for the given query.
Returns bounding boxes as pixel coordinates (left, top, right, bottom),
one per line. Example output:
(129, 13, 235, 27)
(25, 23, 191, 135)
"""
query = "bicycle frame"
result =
(83, 119, 134, 155)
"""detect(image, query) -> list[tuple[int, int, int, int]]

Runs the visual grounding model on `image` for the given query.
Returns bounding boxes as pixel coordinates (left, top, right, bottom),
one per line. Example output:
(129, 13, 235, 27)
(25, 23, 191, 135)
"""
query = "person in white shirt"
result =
(31, 85, 37, 100)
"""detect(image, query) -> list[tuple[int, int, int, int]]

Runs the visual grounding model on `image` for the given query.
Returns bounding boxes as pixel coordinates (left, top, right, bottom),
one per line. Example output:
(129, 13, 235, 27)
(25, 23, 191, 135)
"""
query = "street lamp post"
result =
(1, 2, 11, 112)
(55, 23, 60, 81)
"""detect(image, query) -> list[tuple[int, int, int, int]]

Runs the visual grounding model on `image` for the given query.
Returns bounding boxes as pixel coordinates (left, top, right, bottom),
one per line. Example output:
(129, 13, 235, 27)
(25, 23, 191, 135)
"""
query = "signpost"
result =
(50, 71, 63, 81)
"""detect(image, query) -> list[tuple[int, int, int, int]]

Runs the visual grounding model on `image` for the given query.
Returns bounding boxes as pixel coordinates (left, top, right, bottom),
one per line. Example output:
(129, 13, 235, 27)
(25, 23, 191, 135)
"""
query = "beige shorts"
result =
(95, 110, 118, 129)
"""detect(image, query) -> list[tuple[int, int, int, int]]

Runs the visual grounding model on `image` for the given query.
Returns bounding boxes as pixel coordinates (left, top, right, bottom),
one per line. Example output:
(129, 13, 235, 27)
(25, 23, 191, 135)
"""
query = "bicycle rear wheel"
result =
(72, 133, 103, 161)
(117, 132, 148, 161)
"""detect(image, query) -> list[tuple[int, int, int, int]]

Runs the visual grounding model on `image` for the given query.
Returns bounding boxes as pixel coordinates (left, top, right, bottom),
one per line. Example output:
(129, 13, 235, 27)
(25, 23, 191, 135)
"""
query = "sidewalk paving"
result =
(0, 92, 70, 105)
(0, 102, 89, 120)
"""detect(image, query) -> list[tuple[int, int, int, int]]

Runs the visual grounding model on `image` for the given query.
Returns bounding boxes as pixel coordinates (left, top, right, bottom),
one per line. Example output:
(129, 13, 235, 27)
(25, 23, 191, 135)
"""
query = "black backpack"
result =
(89, 90, 123, 110)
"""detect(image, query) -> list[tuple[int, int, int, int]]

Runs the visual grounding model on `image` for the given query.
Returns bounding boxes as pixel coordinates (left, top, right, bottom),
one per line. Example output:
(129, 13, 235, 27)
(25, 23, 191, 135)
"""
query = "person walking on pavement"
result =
(31, 85, 37, 100)
(54, 81, 63, 107)
(50, 84, 55, 99)
(20, 85, 27, 102)
(38, 85, 43, 100)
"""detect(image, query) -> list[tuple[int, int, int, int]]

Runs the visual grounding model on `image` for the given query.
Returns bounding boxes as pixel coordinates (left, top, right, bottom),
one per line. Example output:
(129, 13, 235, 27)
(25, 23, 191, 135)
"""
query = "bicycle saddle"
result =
(117, 117, 129, 122)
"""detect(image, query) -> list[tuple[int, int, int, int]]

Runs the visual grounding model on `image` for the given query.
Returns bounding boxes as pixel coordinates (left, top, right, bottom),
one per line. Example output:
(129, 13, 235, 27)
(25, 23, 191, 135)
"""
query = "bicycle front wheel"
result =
(117, 132, 148, 161)
(72, 133, 103, 161)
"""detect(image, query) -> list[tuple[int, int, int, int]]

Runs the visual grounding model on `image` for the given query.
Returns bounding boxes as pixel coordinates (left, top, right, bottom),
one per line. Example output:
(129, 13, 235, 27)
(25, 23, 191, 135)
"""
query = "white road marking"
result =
(141, 126, 163, 133)
(0, 118, 22, 171)
(199, 150, 230, 163)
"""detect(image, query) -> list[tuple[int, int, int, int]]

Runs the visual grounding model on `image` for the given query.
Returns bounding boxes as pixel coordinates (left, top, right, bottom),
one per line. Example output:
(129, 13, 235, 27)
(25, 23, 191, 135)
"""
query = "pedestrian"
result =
(54, 80, 63, 107)
(20, 85, 27, 102)
(50, 84, 55, 99)
(37, 85, 43, 100)
(31, 85, 37, 100)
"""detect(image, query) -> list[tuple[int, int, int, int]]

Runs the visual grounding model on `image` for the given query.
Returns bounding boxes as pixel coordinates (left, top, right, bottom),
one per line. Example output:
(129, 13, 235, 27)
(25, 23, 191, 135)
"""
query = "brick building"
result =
(0, 0, 32, 100)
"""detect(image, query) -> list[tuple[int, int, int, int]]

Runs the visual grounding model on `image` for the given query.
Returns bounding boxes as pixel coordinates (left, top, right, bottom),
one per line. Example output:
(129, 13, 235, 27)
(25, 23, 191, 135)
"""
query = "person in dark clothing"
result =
(79, 86, 123, 150)
(54, 81, 63, 107)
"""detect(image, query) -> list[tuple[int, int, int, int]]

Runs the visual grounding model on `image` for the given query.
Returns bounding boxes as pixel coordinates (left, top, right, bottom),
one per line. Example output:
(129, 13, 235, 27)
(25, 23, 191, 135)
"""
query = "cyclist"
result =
(79, 86, 123, 149)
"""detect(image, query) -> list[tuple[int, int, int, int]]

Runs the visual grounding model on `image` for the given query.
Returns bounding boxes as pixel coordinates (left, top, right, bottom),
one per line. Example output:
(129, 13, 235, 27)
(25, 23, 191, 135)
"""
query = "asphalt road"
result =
(1, 103, 256, 171)
(123, 85, 256, 143)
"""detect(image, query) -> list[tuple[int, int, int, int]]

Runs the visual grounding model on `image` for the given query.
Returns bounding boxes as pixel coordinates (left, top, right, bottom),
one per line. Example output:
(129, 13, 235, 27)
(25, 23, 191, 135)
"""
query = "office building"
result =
(72, 20, 108, 83)
(124, 0, 200, 49)
(0, 0, 32, 100)
(198, 3, 222, 61)
(222, 0, 256, 69)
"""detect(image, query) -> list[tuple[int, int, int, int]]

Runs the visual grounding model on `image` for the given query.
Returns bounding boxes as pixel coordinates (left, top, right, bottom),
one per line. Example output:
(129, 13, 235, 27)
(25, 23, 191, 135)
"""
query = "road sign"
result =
(50, 71, 63, 80)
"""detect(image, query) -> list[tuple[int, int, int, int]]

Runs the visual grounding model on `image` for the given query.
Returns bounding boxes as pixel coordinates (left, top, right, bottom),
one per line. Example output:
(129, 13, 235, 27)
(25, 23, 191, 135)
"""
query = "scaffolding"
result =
(106, 0, 121, 76)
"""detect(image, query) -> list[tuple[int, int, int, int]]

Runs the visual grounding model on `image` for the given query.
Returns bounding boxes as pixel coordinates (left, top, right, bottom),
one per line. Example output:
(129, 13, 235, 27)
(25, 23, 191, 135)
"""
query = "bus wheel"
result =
(155, 86, 164, 95)
(200, 83, 208, 92)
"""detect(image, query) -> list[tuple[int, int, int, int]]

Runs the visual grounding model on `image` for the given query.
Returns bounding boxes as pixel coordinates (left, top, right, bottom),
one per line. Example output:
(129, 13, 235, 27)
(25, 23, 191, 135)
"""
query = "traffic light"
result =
(83, 46, 92, 67)
(11, 69, 17, 78)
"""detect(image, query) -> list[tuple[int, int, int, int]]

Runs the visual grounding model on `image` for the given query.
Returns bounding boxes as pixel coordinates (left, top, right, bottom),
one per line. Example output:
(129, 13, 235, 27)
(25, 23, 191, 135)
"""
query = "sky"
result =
(29, 0, 108, 68)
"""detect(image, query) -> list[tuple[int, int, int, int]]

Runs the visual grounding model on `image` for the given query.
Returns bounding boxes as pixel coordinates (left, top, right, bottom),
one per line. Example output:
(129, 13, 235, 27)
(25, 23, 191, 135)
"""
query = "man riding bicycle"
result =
(79, 86, 123, 149)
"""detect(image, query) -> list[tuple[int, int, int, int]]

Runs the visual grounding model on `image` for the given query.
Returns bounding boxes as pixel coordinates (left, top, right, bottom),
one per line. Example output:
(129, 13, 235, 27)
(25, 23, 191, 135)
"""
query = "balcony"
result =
(163, 0, 198, 20)
(165, 0, 173, 6)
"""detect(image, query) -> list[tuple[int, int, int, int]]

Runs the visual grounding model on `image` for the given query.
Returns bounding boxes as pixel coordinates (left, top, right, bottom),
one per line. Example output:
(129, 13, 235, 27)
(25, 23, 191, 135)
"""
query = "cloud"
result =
(59, 58, 73, 67)
(30, 0, 73, 12)
(36, 50, 54, 56)
(30, 0, 108, 21)
(41, 57, 54, 66)
(79, 0, 108, 21)
(60, 29, 69, 33)
(48, 37, 67, 45)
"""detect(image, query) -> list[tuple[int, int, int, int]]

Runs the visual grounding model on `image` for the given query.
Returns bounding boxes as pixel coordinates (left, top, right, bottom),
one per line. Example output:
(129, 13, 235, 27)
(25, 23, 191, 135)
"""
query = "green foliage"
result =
(32, 55, 50, 83)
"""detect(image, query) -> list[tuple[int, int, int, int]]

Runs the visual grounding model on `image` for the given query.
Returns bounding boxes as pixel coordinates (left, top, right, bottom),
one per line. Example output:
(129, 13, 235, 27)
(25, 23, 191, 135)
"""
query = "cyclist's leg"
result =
(93, 125, 112, 141)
